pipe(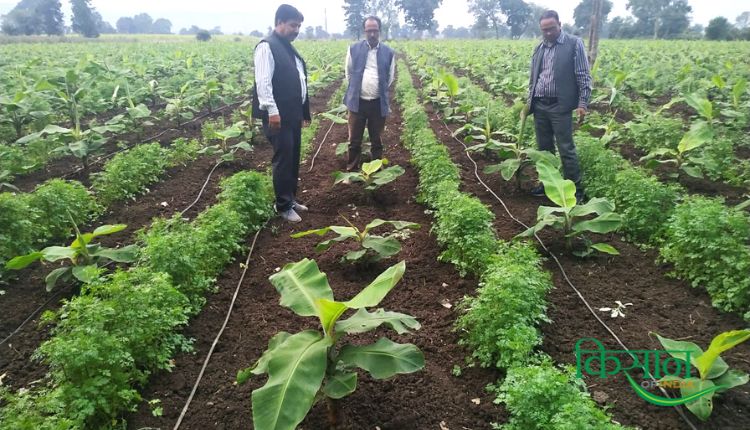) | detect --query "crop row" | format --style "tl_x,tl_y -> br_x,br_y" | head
0,170 -> 274,429
395,59 -> 627,429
